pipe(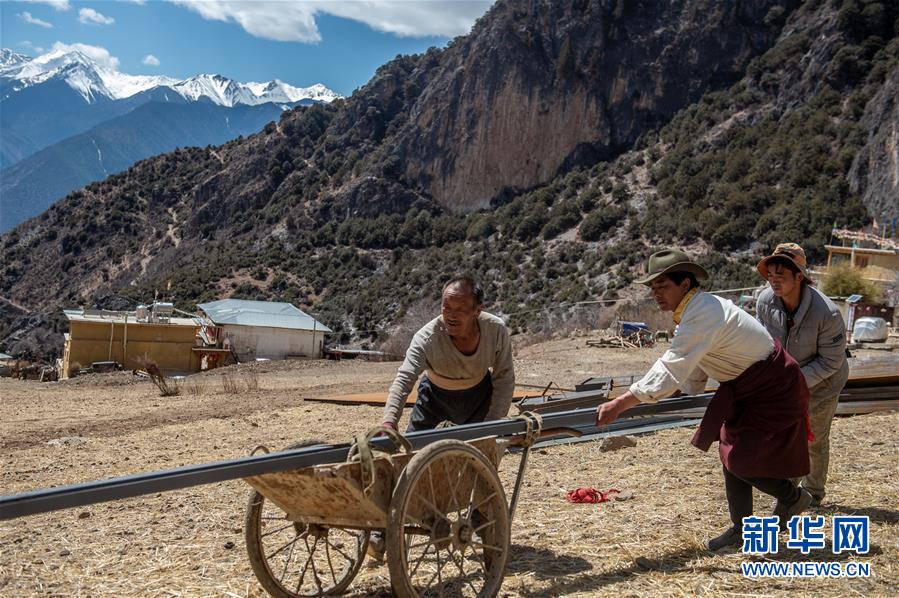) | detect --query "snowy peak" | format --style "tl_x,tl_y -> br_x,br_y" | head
170,75 -> 342,107
245,80 -> 343,104
1,48 -> 177,102
170,74 -> 259,107
0,49 -> 31,69
0,47 -> 341,106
